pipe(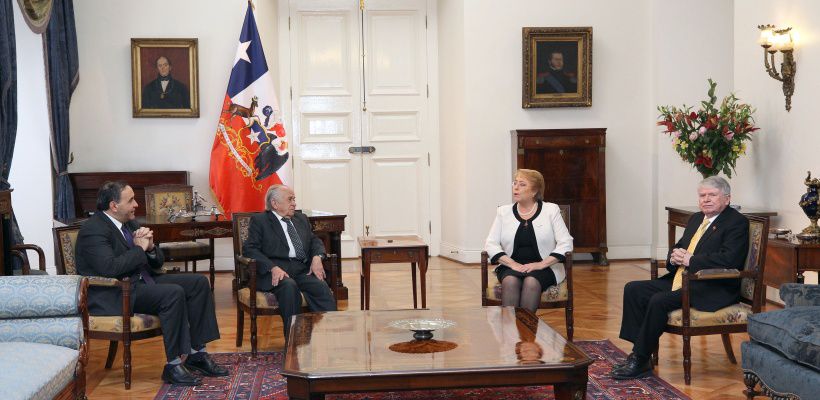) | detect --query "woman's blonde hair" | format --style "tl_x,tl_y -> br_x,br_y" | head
515,169 -> 545,202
